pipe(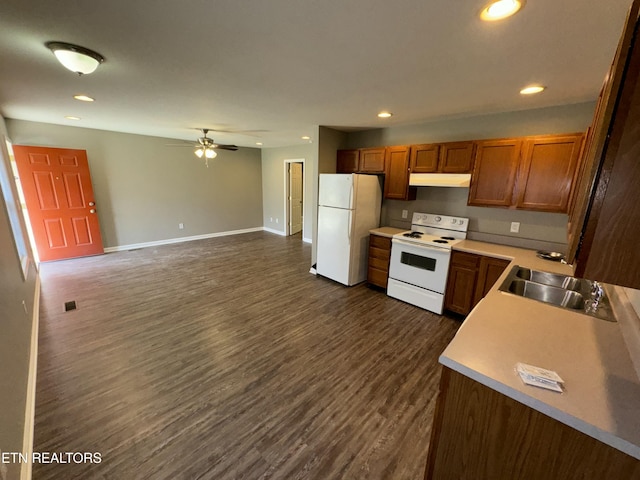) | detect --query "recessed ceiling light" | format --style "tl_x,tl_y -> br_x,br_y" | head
64,116 -> 81,120
377,112 -> 393,118
520,84 -> 546,95
301,136 -> 311,140
73,94 -> 94,102
256,142 -> 263,146
480,0 -> 524,21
